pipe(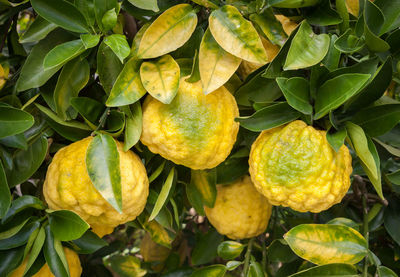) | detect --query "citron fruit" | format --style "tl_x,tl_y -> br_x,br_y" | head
140,233 -> 171,272
249,120 -> 352,213
141,78 -> 239,170
10,247 -> 82,277
43,137 -> 149,237
204,175 -> 272,239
